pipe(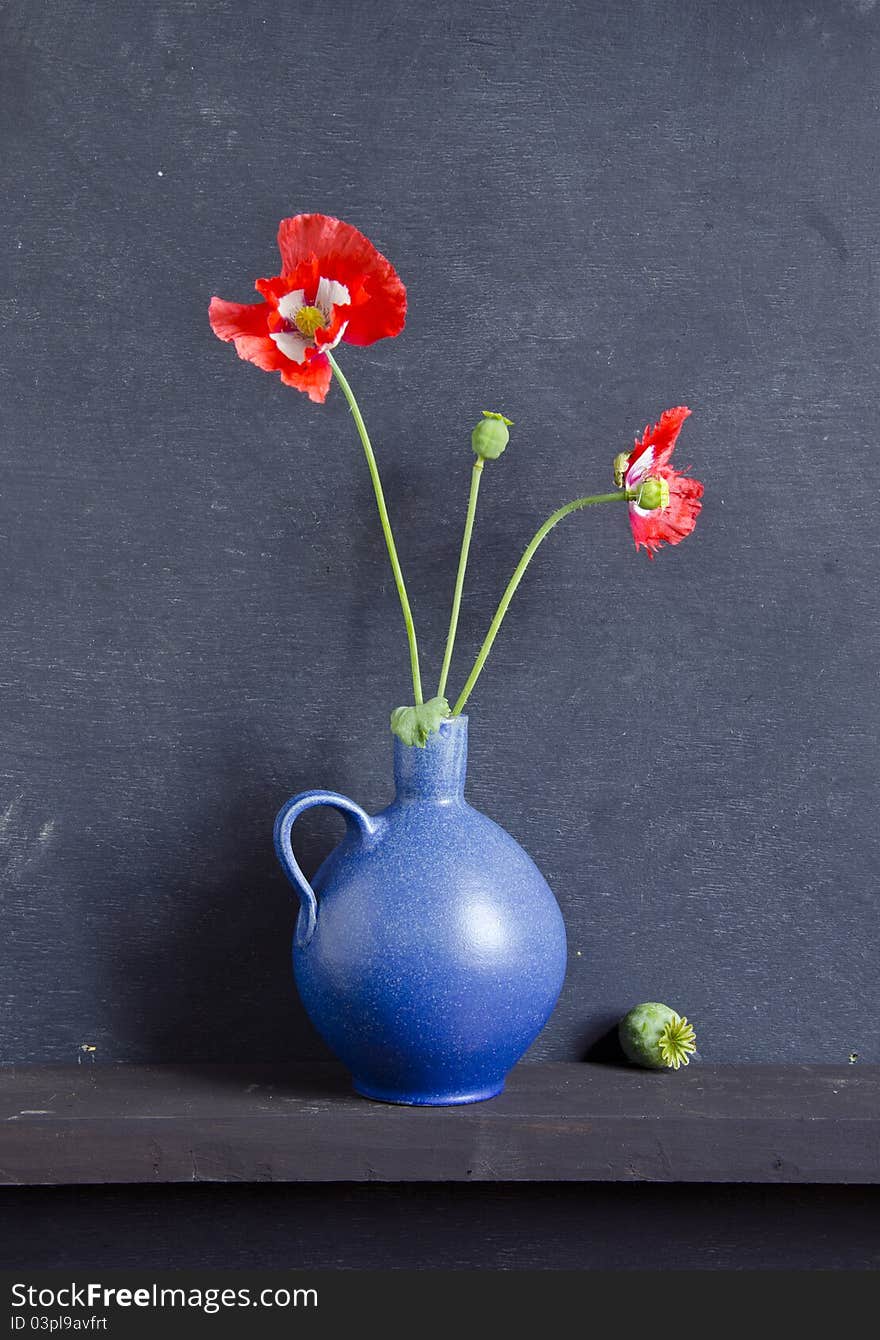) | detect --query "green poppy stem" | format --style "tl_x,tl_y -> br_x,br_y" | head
437,458 -> 484,700
451,489 -> 634,717
328,352 -> 423,706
